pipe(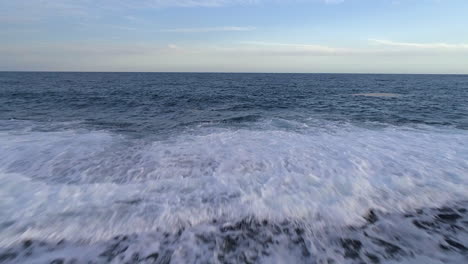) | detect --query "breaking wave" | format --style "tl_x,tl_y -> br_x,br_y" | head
0,120 -> 467,263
